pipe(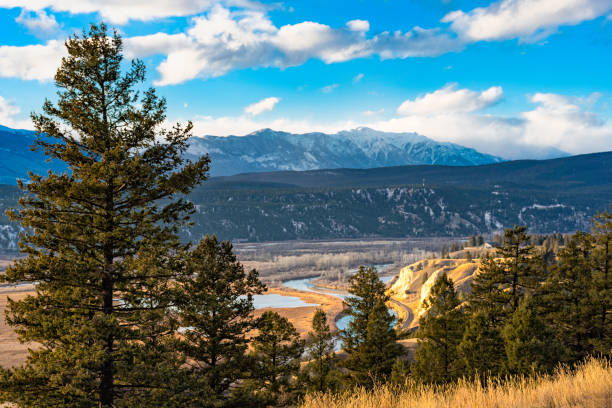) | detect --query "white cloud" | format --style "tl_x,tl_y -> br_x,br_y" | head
347,19 -> 370,32
381,90 -> 612,158
321,84 -> 339,93
127,5 -> 461,85
353,73 -> 364,83
15,9 -> 60,38
0,0 -> 262,24
0,96 -> 32,129
443,0 -> 612,42
244,97 -> 280,116
397,83 -> 503,115
0,40 -> 66,81
189,114 -> 359,137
